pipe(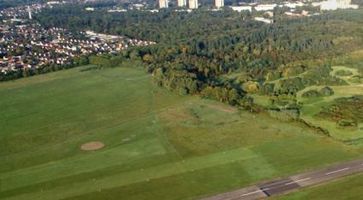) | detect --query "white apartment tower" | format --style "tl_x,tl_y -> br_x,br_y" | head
27,6 -> 32,20
178,0 -> 187,7
215,0 -> 224,8
159,0 -> 168,8
189,0 -> 198,9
